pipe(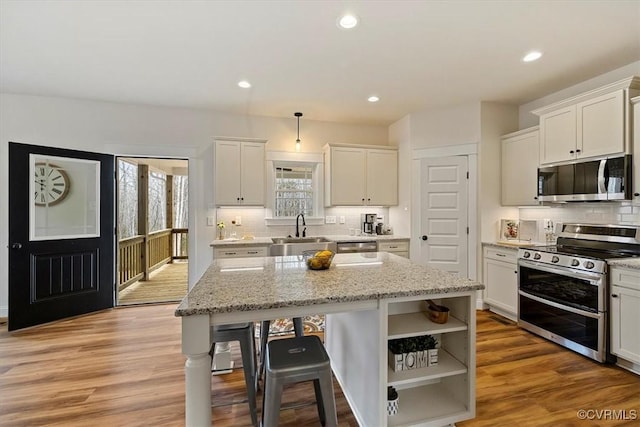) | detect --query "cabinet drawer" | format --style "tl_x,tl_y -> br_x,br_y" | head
484,247 -> 517,263
378,240 -> 409,252
611,268 -> 640,292
214,247 -> 268,259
